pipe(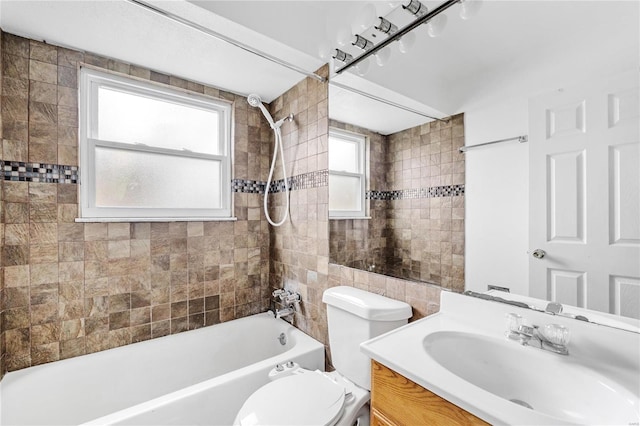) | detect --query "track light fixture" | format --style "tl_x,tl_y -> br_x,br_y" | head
331,0 -> 483,75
